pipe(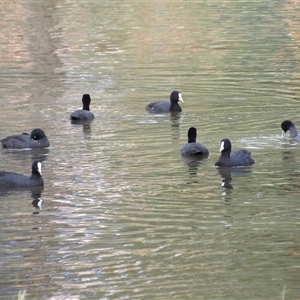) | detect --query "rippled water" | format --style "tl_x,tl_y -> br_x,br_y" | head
0,1 -> 300,299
